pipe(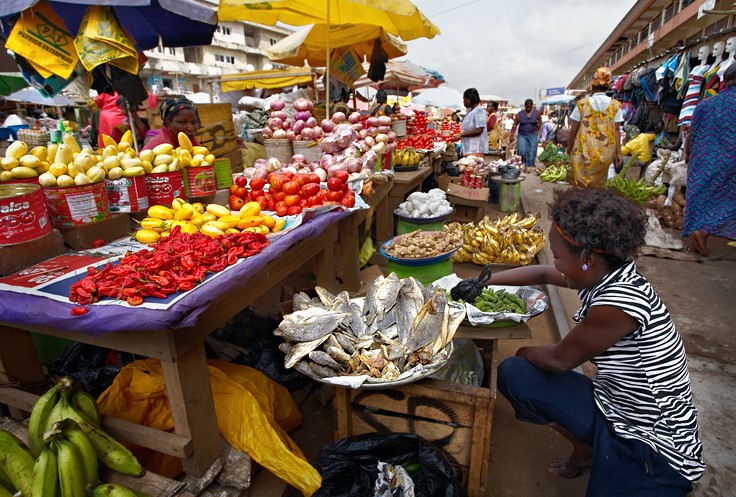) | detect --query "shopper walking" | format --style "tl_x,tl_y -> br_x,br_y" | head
566,67 -> 624,188
489,187 -> 704,497
453,88 -> 488,157
683,64 -> 736,256
510,99 -> 541,172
